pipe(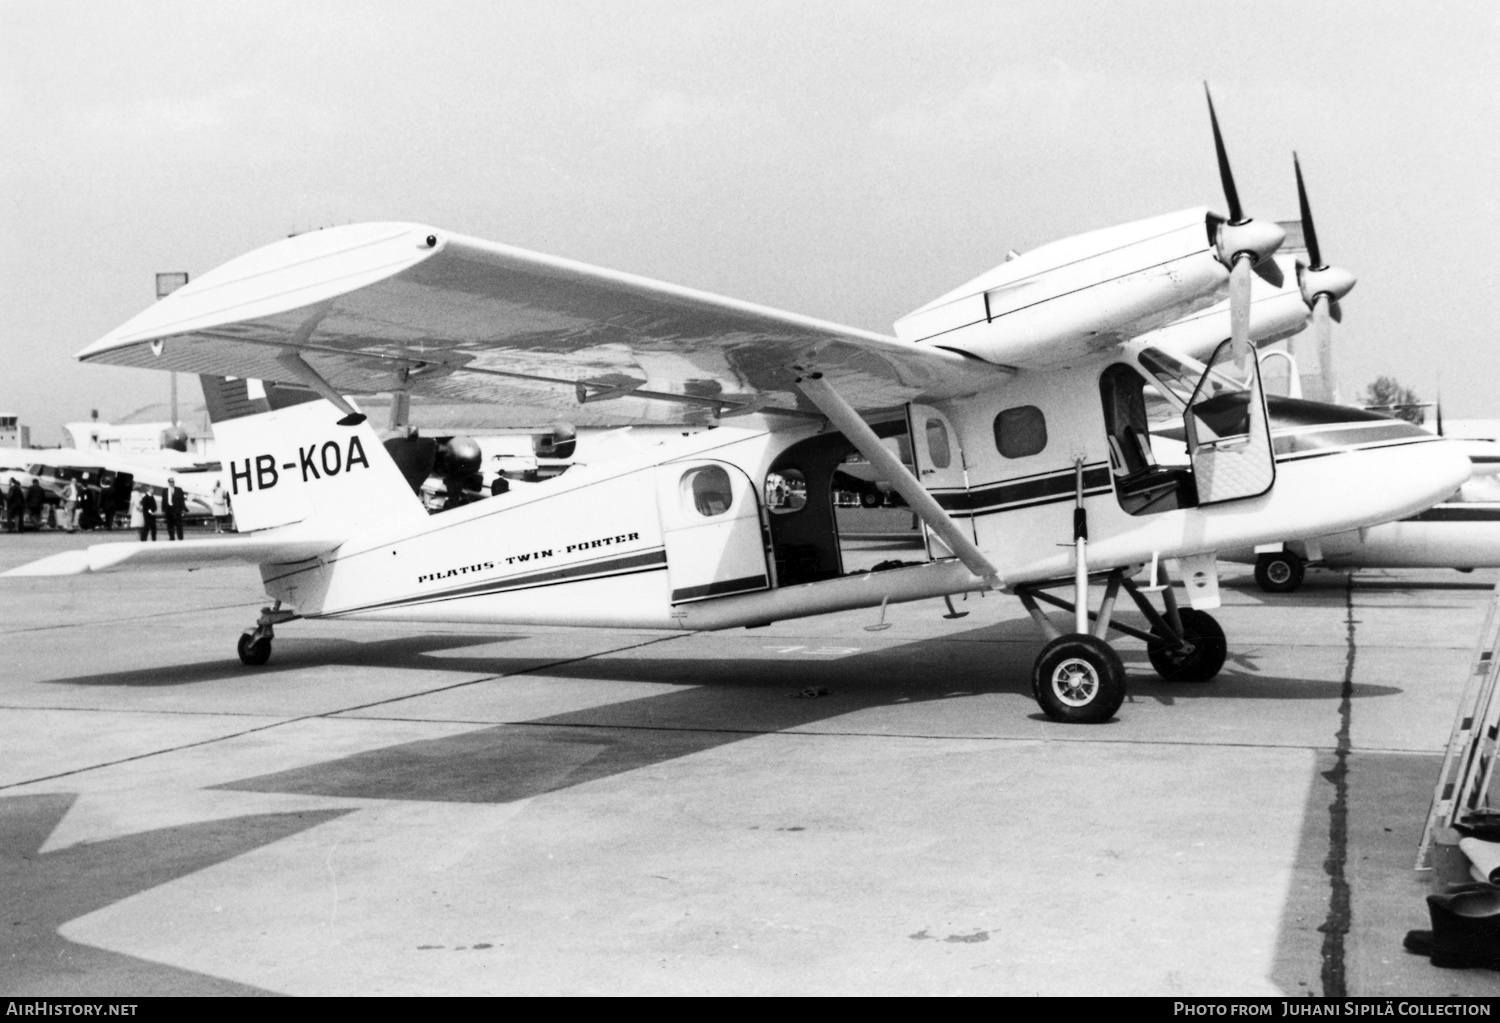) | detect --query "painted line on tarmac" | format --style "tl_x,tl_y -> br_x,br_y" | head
0,632 -> 692,791
1317,574 -> 1357,997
